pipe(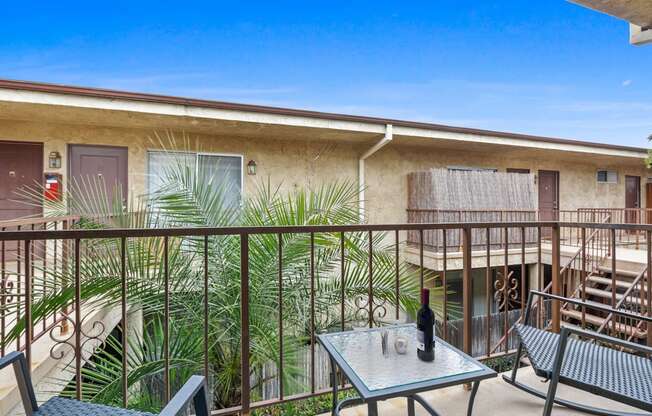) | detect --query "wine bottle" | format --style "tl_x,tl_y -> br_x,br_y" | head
416,288 -> 435,362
